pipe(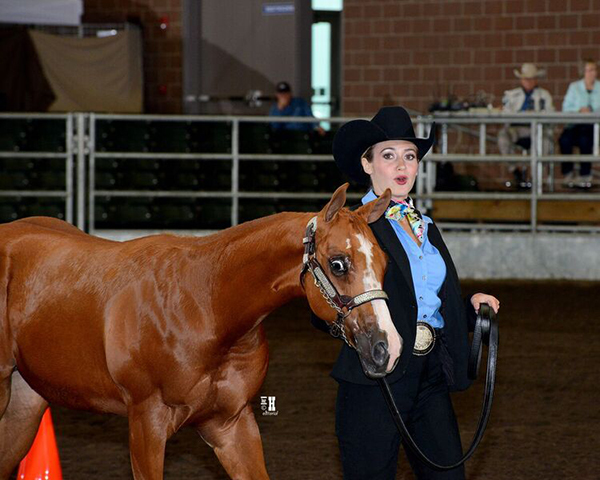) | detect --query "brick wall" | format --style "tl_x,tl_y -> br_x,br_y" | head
84,0 -> 183,113
342,0 -> 600,116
